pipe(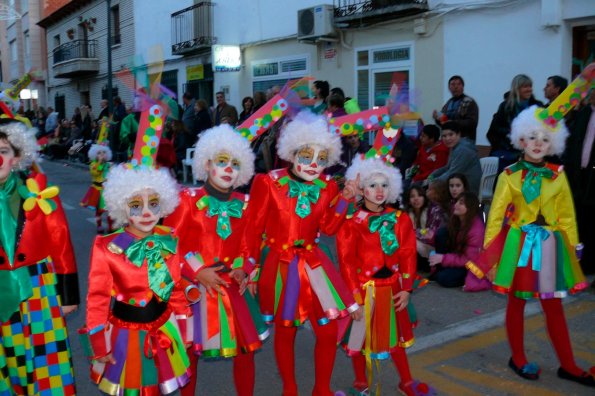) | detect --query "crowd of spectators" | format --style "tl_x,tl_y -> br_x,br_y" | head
9,71 -> 593,284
